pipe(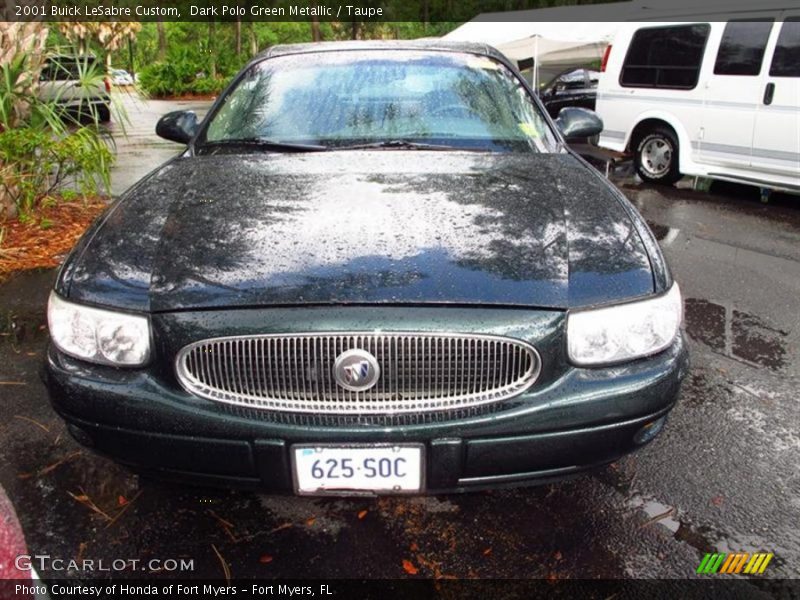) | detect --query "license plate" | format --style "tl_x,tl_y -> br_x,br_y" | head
292,444 -> 423,495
